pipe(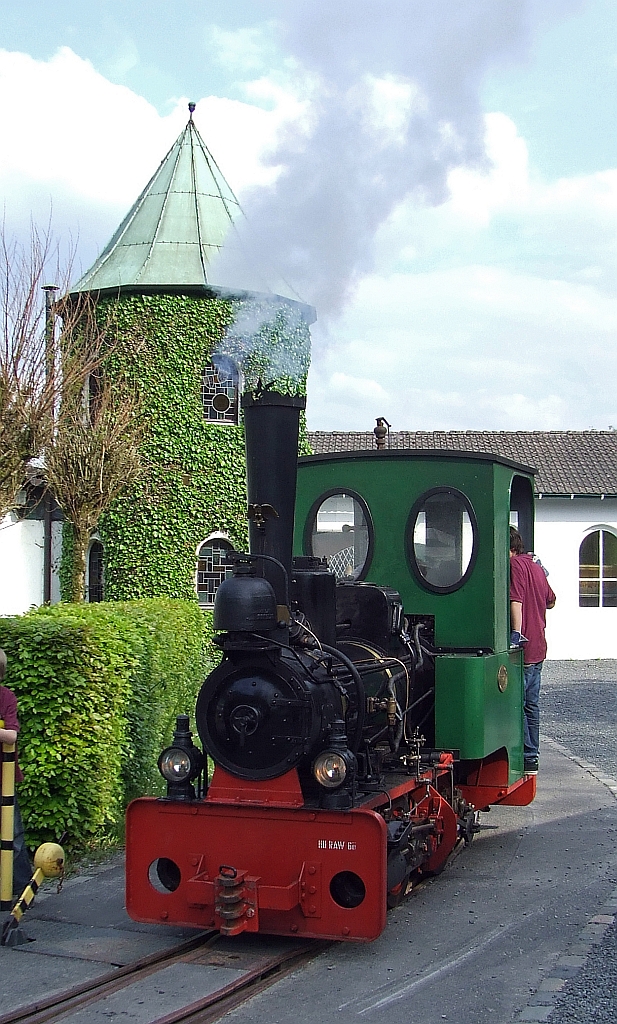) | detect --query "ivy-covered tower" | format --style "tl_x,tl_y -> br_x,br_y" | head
67,104 -> 314,604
